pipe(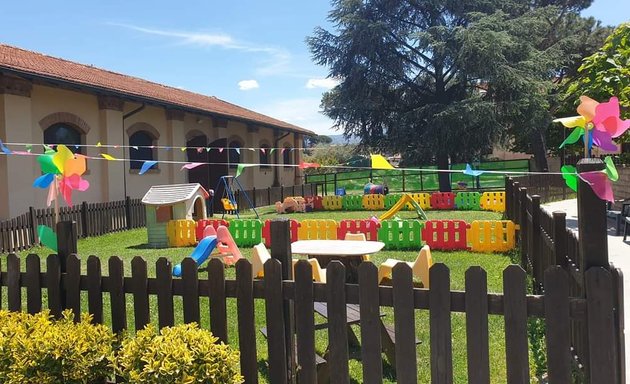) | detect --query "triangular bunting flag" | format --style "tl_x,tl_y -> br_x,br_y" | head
370,154 -> 394,169
139,161 -> 158,175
